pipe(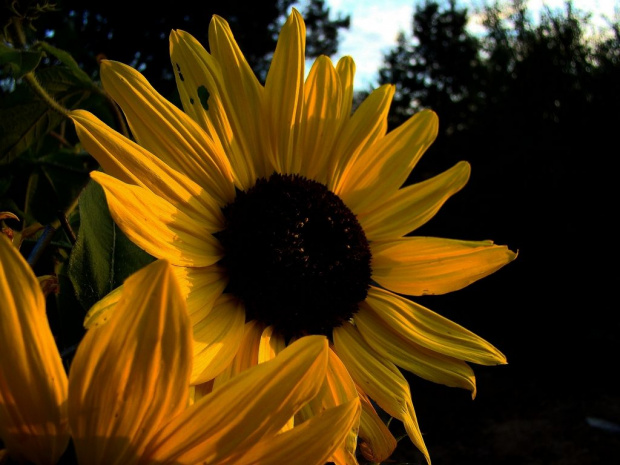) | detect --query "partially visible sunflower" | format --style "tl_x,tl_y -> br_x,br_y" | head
0,235 -> 359,465
70,8 -> 517,463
